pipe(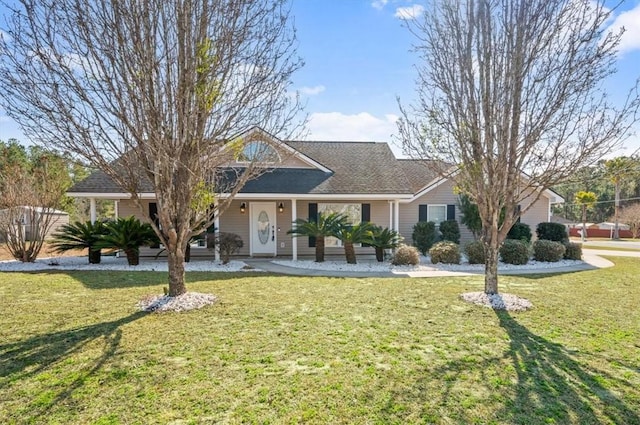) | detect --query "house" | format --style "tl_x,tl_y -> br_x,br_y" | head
67,128 -> 564,259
